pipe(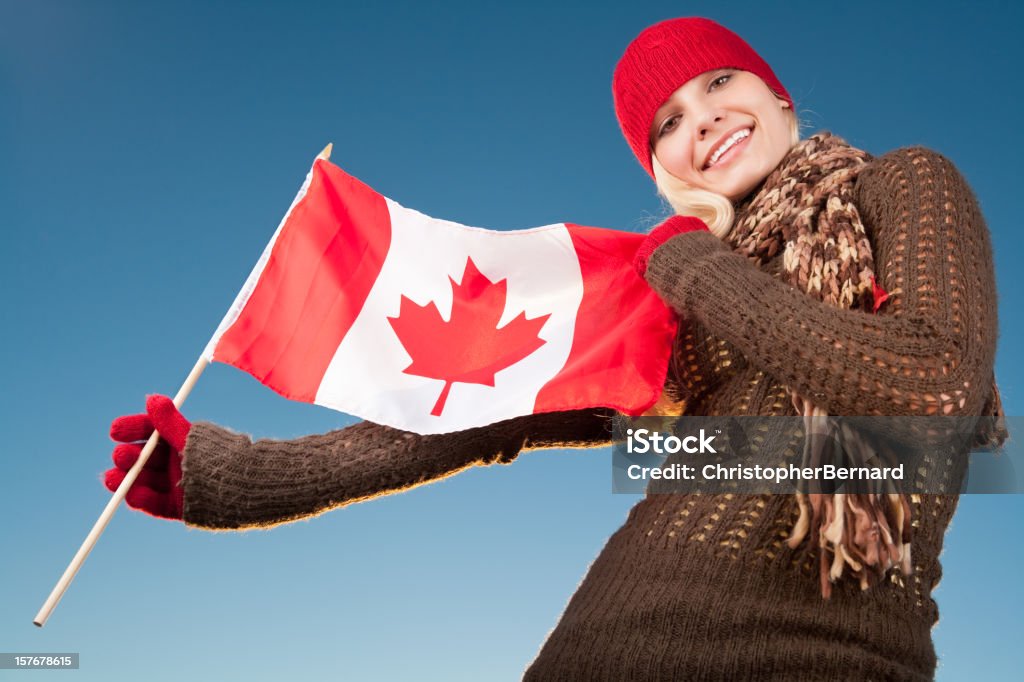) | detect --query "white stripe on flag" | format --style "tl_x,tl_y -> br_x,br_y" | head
313,198 -> 585,434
